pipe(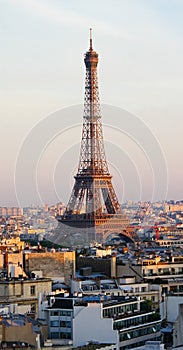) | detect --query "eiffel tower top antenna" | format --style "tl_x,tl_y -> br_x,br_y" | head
90,28 -> 93,51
